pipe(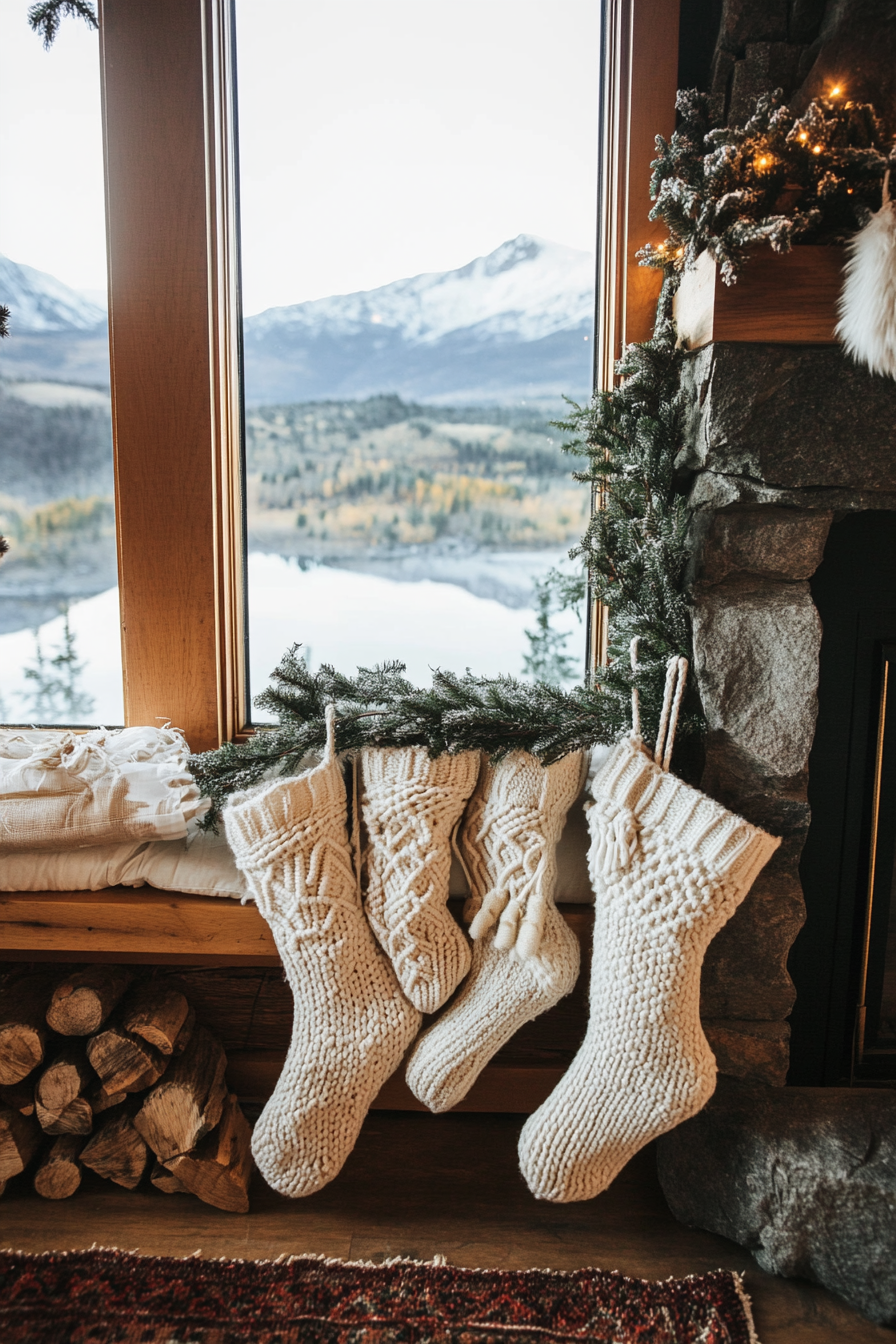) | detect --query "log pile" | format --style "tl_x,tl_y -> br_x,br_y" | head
0,967 -> 252,1212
